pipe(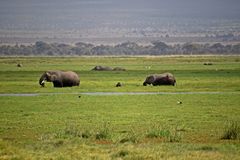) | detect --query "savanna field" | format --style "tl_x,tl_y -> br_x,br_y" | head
0,56 -> 239,159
